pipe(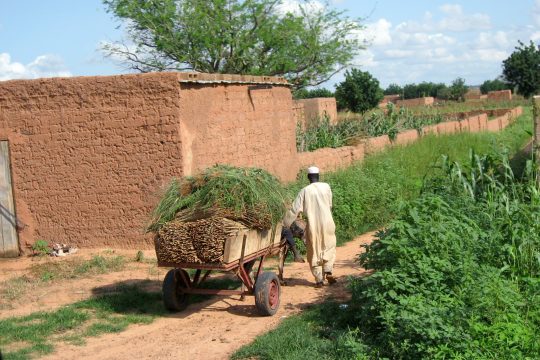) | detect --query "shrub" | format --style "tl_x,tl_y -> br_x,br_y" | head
347,152 -> 540,358
335,69 -> 383,113
31,240 -> 50,256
